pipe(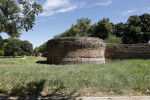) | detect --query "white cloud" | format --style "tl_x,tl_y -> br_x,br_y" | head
80,0 -> 112,8
93,0 -> 112,6
121,8 -> 137,16
40,0 -> 113,16
43,0 -> 69,9
36,17 -> 58,23
56,6 -> 77,13
40,0 -> 77,16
